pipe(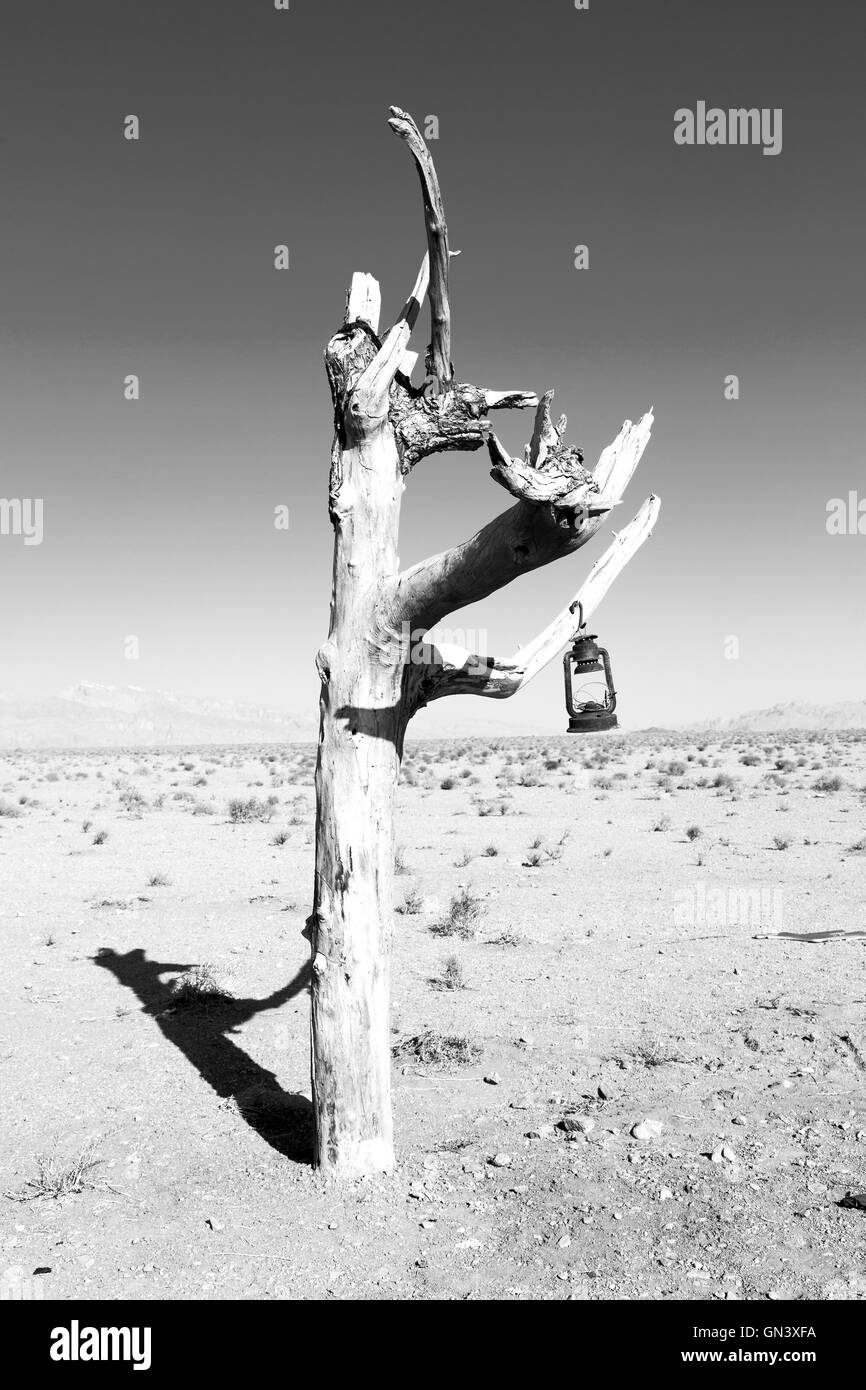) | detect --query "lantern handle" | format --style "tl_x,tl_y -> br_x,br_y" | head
569,599 -> 586,634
